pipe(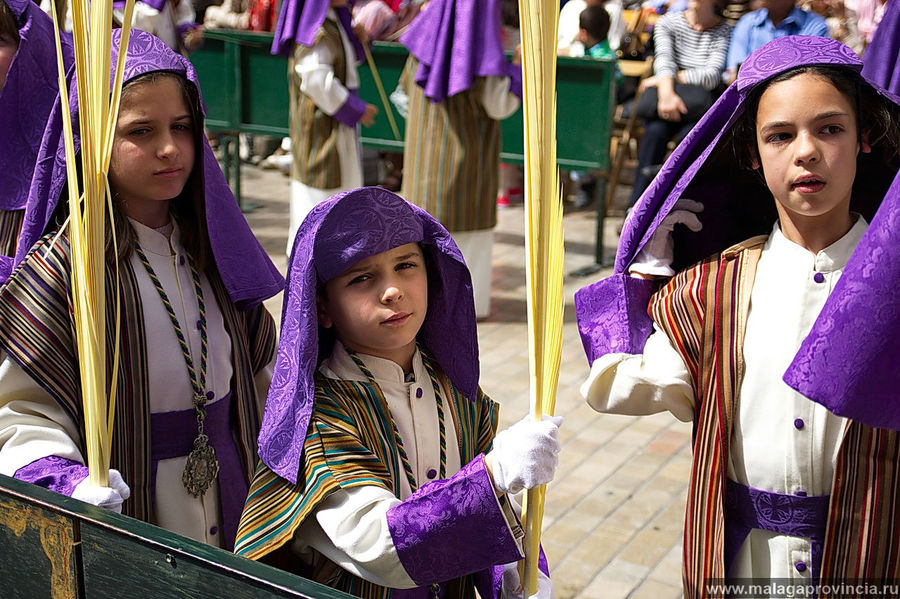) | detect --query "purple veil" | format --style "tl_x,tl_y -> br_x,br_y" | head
575,36 -> 900,429
861,0 -> 899,96
270,0 -> 363,60
258,187 -> 479,483
399,0 -> 520,102
0,0 -> 73,213
11,28 -> 283,307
